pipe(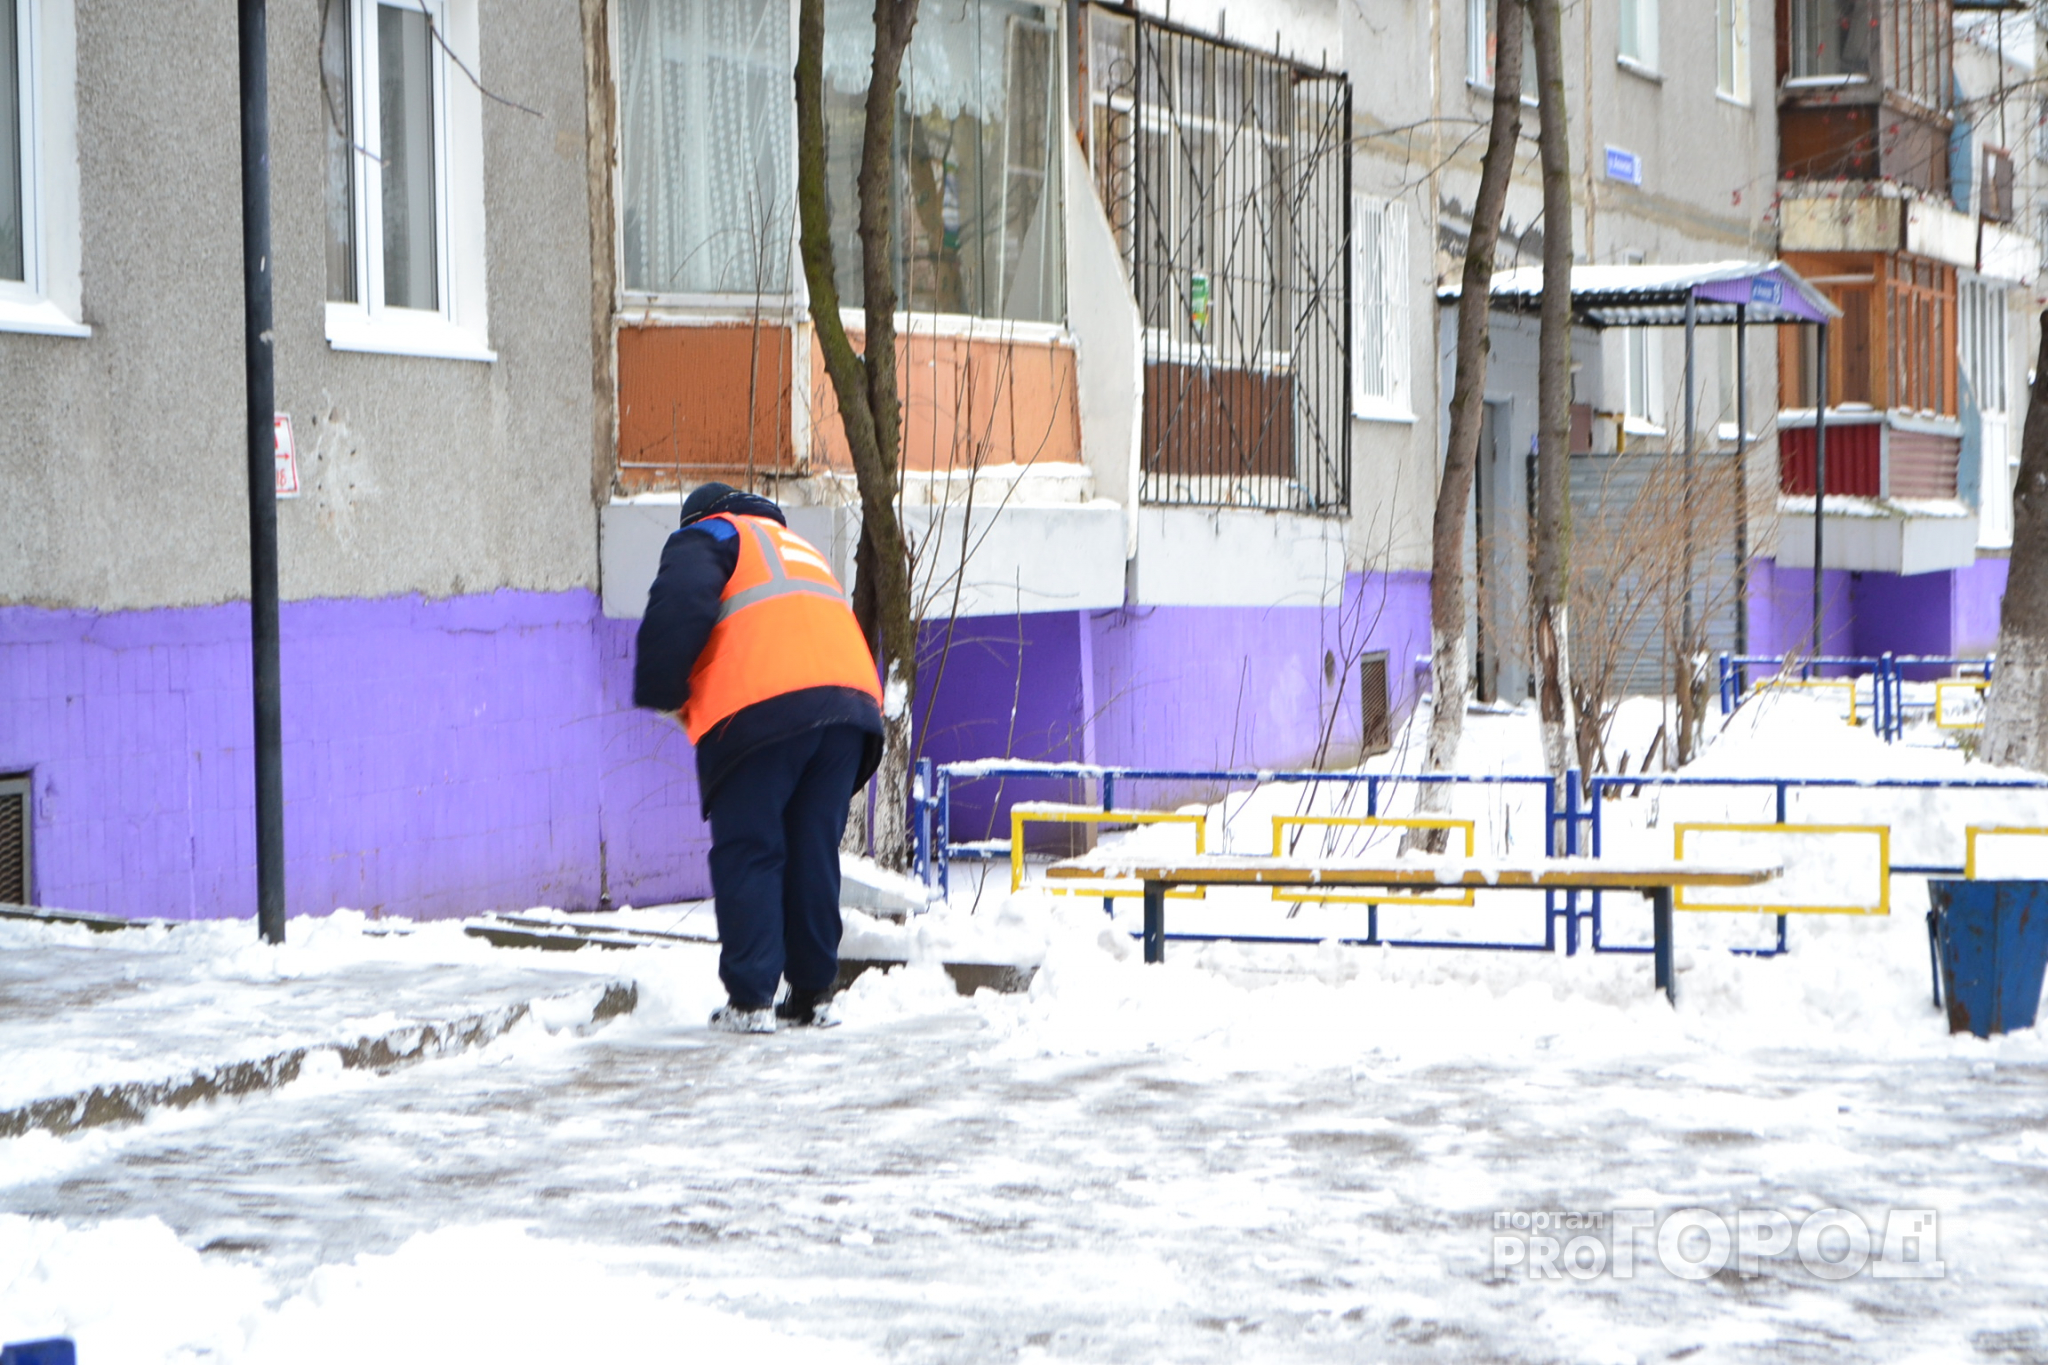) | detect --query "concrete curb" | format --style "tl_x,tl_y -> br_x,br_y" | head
0,980 -> 638,1140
